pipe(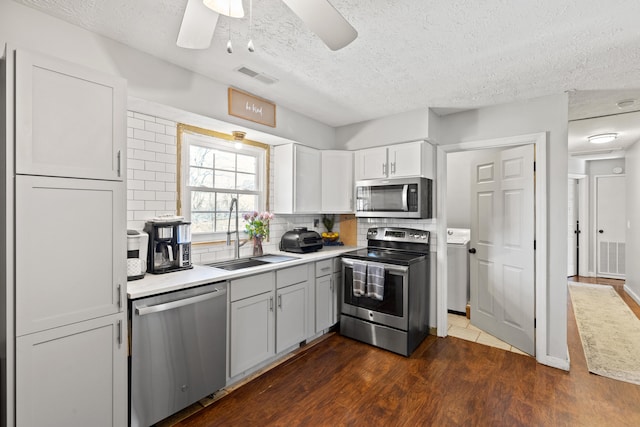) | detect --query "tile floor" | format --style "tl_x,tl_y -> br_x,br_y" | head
447,313 -> 529,356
